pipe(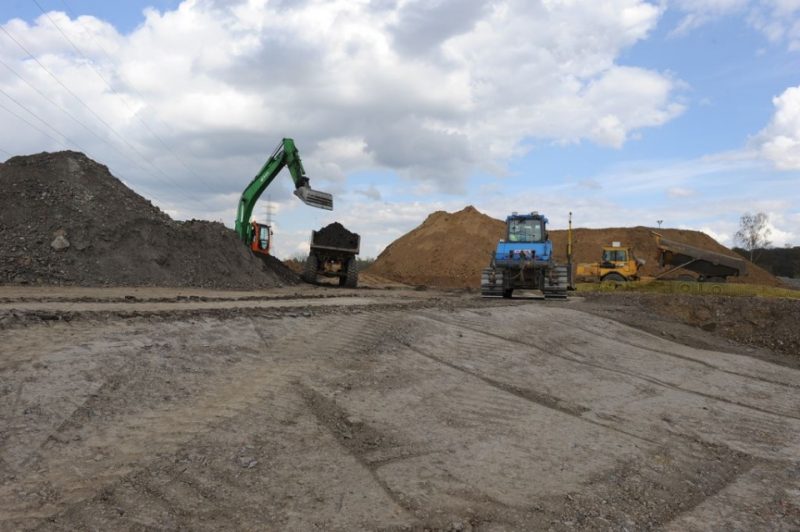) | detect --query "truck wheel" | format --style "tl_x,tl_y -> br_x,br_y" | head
502,288 -> 513,298
342,258 -> 359,288
302,253 -> 318,283
602,273 -> 626,283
